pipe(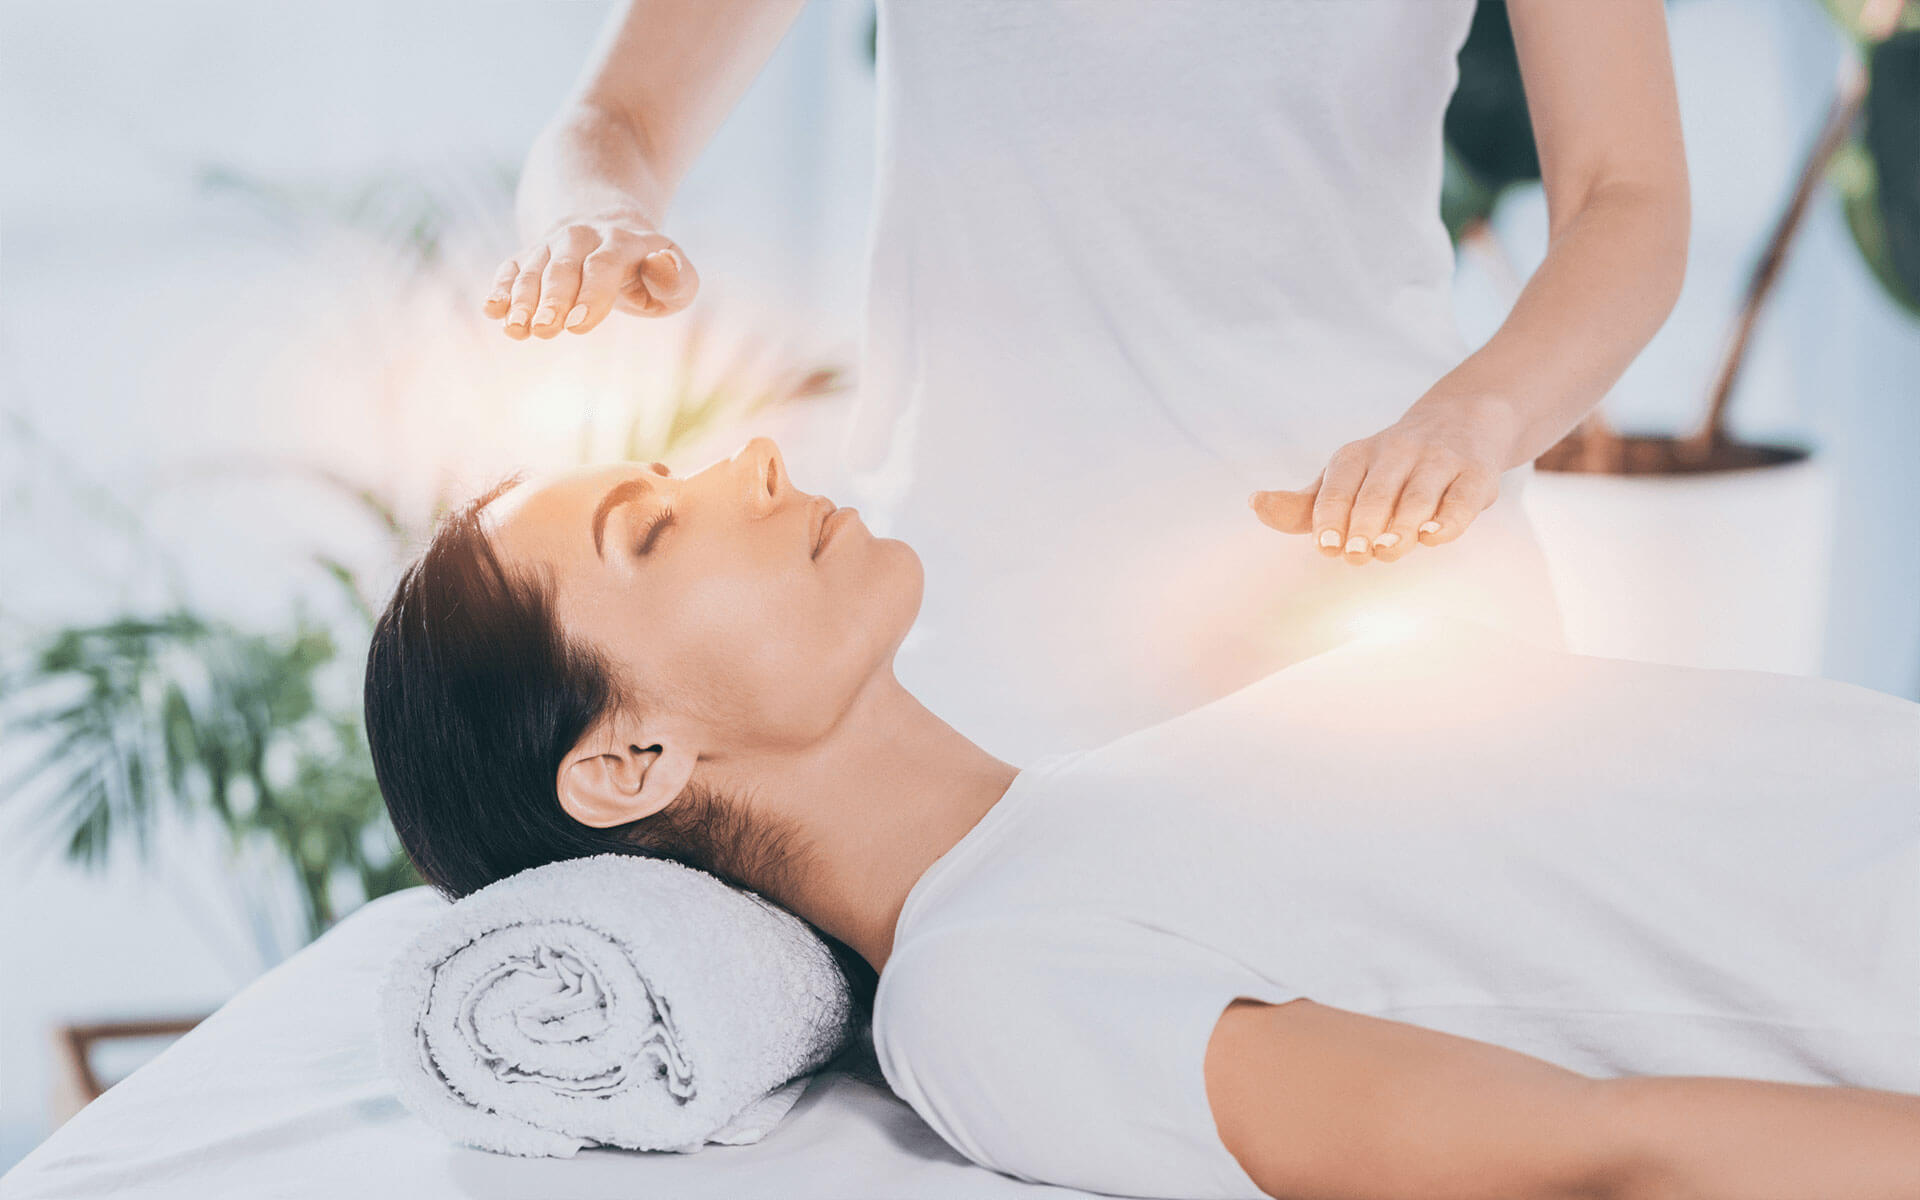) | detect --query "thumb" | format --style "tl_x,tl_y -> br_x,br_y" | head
1247,484 -> 1317,534
639,247 -> 699,311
